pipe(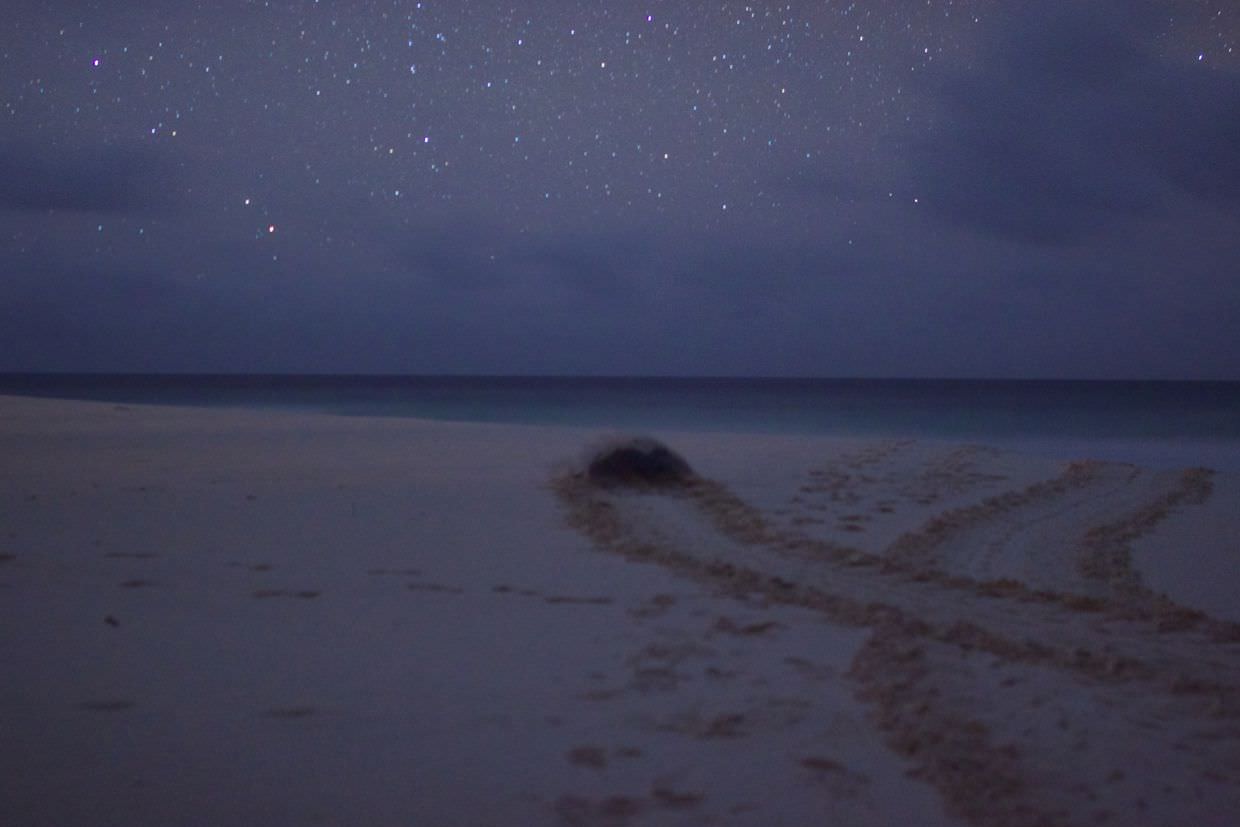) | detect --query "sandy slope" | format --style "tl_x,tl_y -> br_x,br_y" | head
0,396 -> 952,827
1,395 -> 1237,826
555,439 -> 1240,826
